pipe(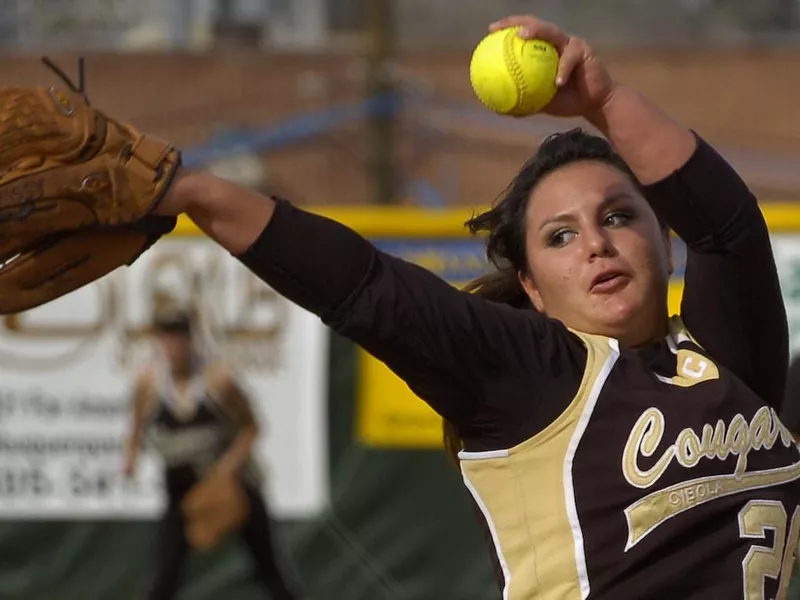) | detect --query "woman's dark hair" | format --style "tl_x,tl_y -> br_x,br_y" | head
442,128 -> 641,464
152,306 -> 196,335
